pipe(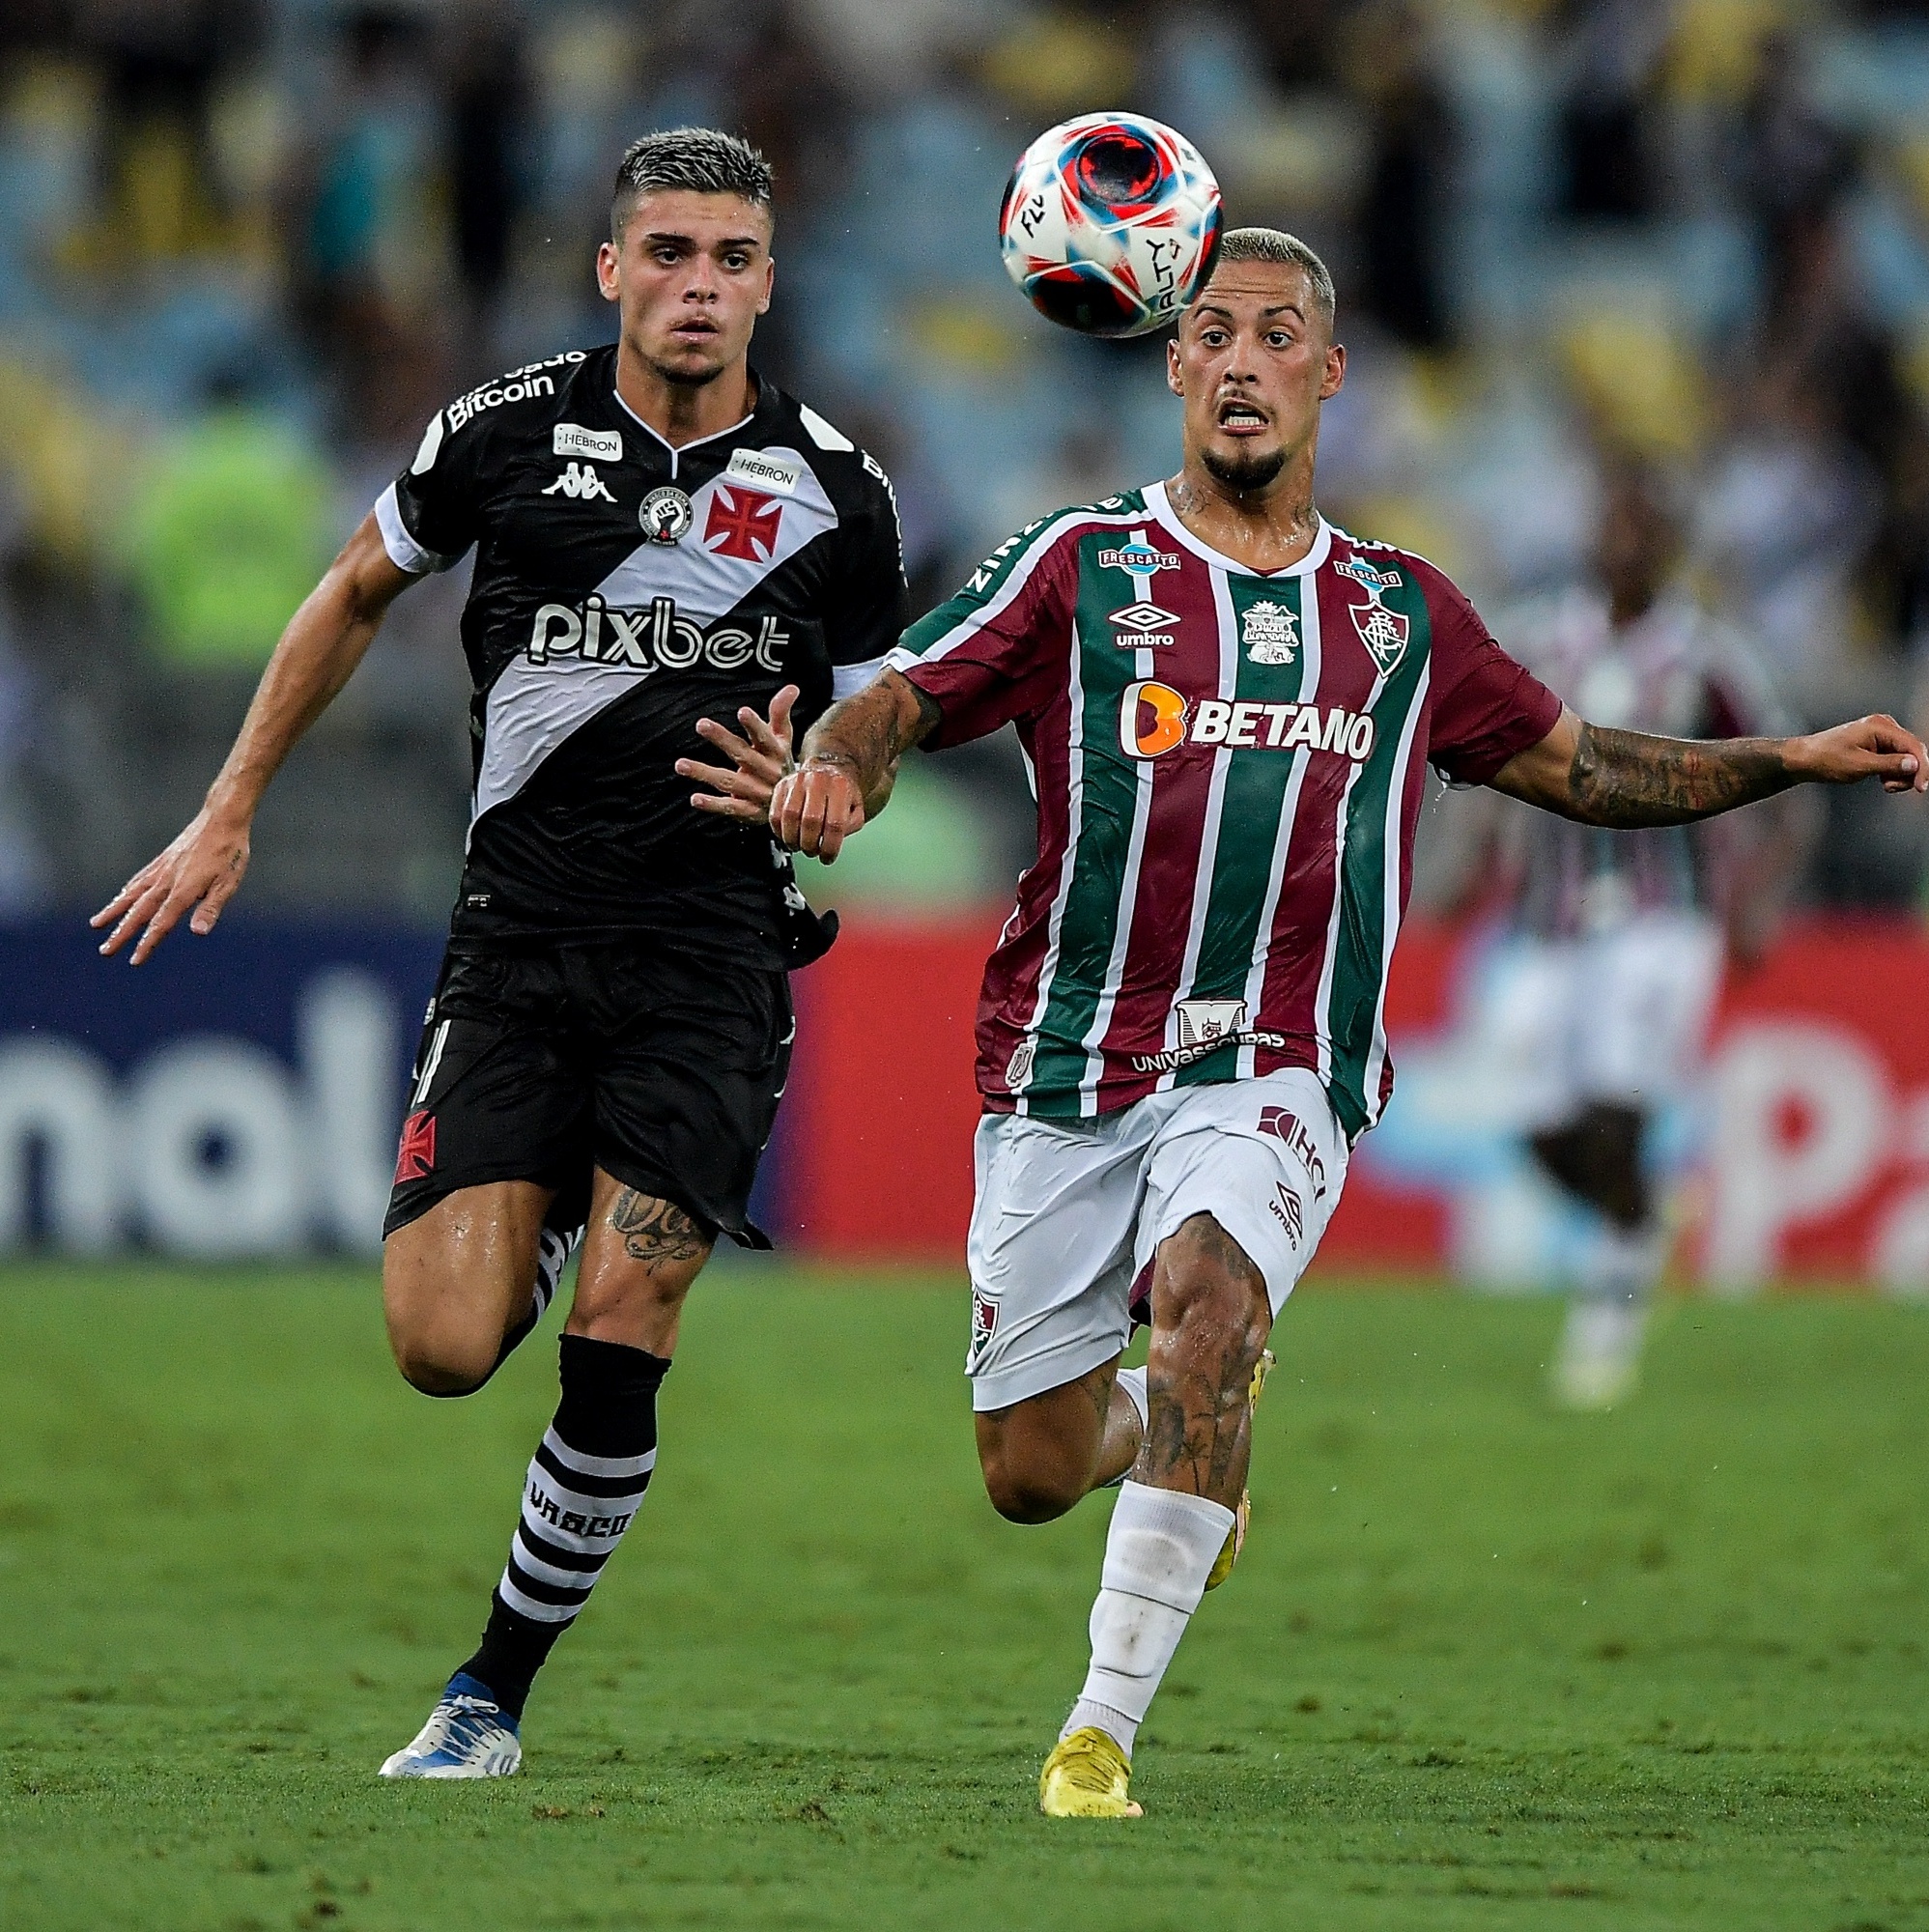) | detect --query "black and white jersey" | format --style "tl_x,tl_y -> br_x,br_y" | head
374,344 -> 906,962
